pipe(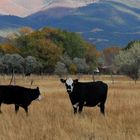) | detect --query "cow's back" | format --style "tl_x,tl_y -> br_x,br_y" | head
73,81 -> 108,106
0,85 -> 28,104
74,81 -> 107,94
